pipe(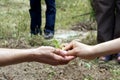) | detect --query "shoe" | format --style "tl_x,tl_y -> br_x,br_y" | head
44,32 -> 54,39
99,55 -> 112,62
